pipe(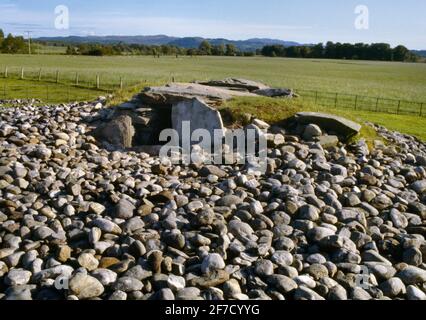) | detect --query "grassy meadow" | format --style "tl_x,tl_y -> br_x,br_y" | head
0,54 -> 425,141
224,96 -> 426,142
1,54 -> 426,101
0,78 -> 107,104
